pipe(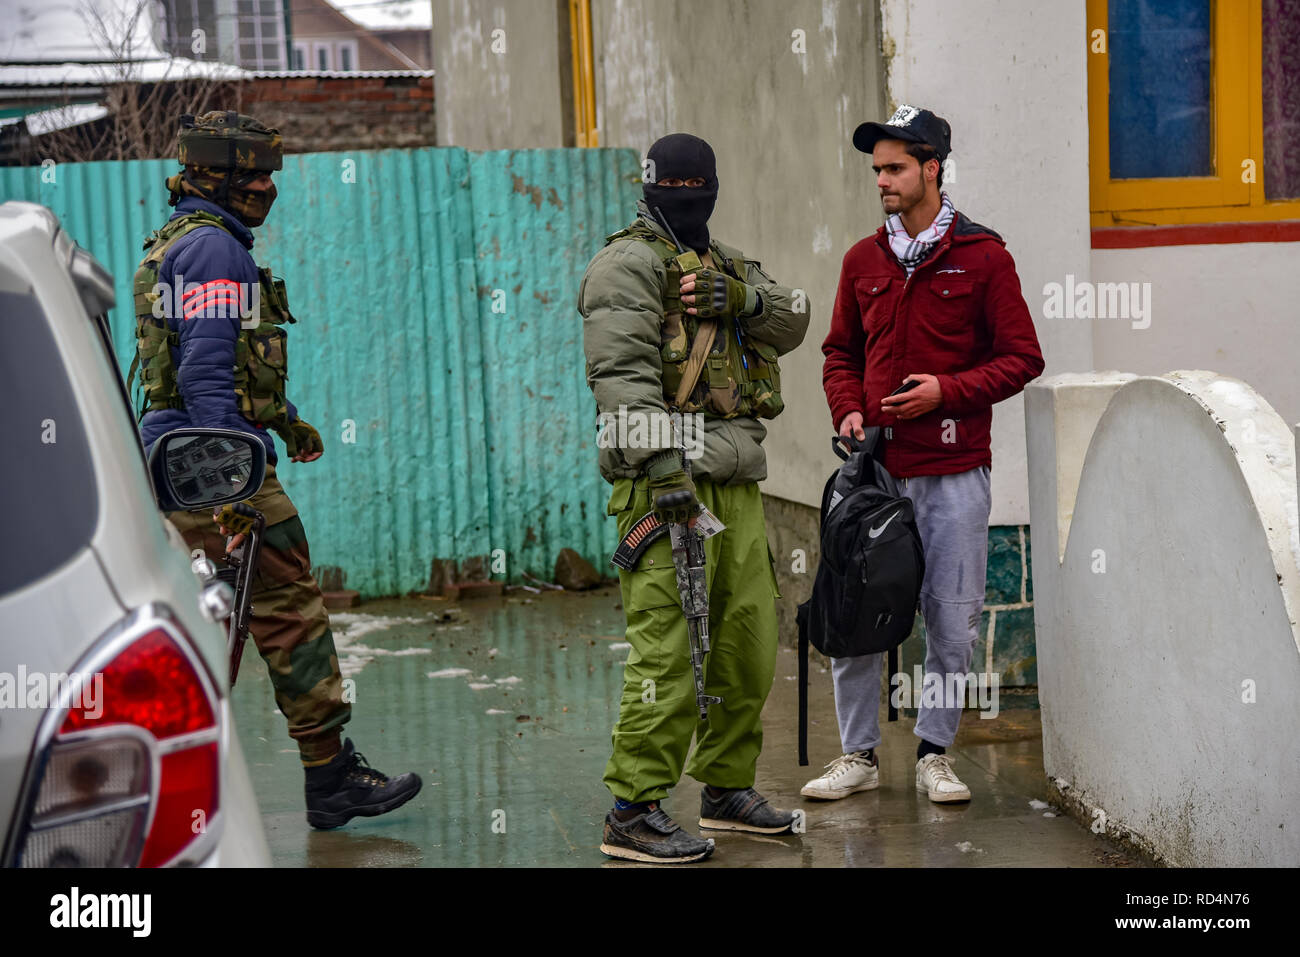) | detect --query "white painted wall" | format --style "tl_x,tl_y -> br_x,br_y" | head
1092,243 -> 1300,428
880,0 -> 1093,524
1027,371 -> 1300,866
